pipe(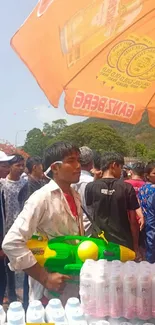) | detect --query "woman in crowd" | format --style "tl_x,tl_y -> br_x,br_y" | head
138,161 -> 155,261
